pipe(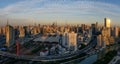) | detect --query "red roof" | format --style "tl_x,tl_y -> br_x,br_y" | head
41,50 -> 48,52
